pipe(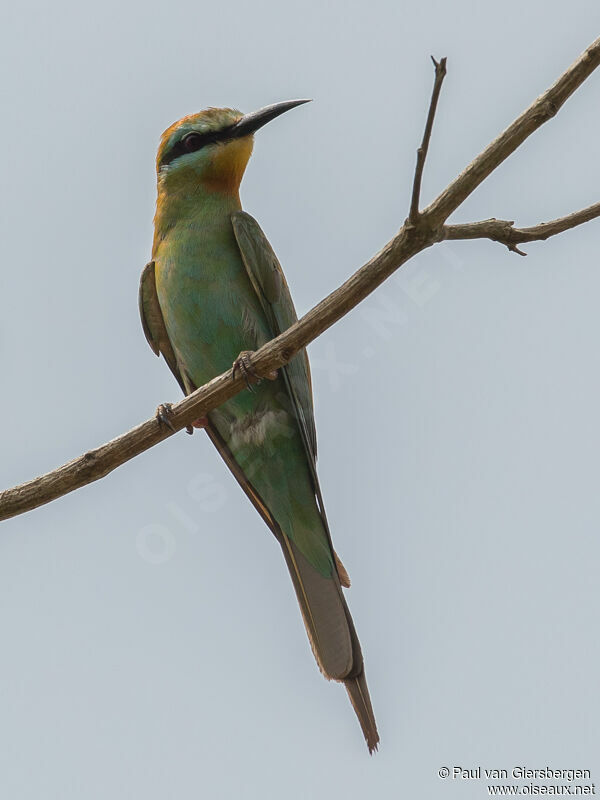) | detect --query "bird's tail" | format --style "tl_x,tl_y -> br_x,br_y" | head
279,533 -> 379,753
203,423 -> 379,751
344,669 -> 379,754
